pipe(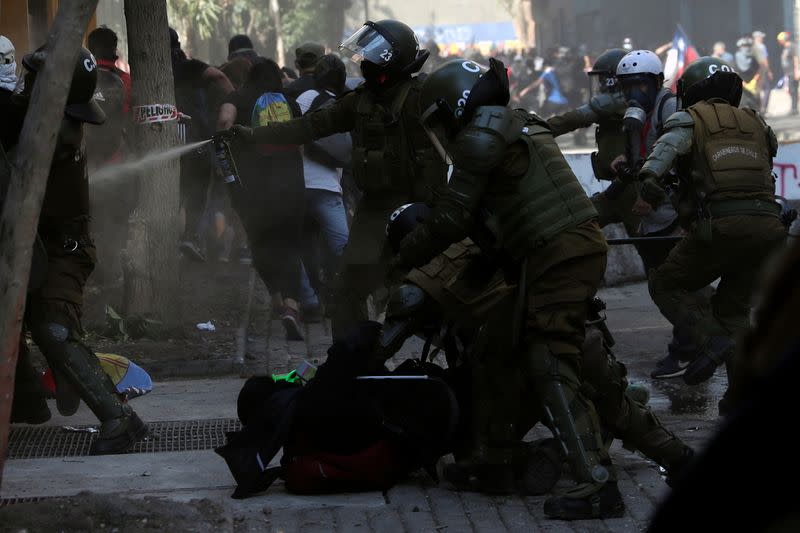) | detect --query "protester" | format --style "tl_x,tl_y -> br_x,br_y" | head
778,31 -> 798,115
169,27 -> 234,262
285,42 -> 325,98
217,58 -> 307,340
752,30 -> 773,113
0,35 -> 24,152
294,54 -> 352,321
227,34 -> 258,64
712,41 -> 734,64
